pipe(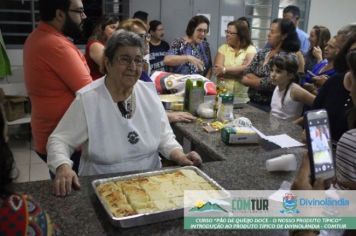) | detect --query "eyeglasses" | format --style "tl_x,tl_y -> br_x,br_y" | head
117,55 -> 144,67
196,28 -> 208,34
225,30 -> 238,35
138,33 -> 151,41
68,8 -> 86,17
